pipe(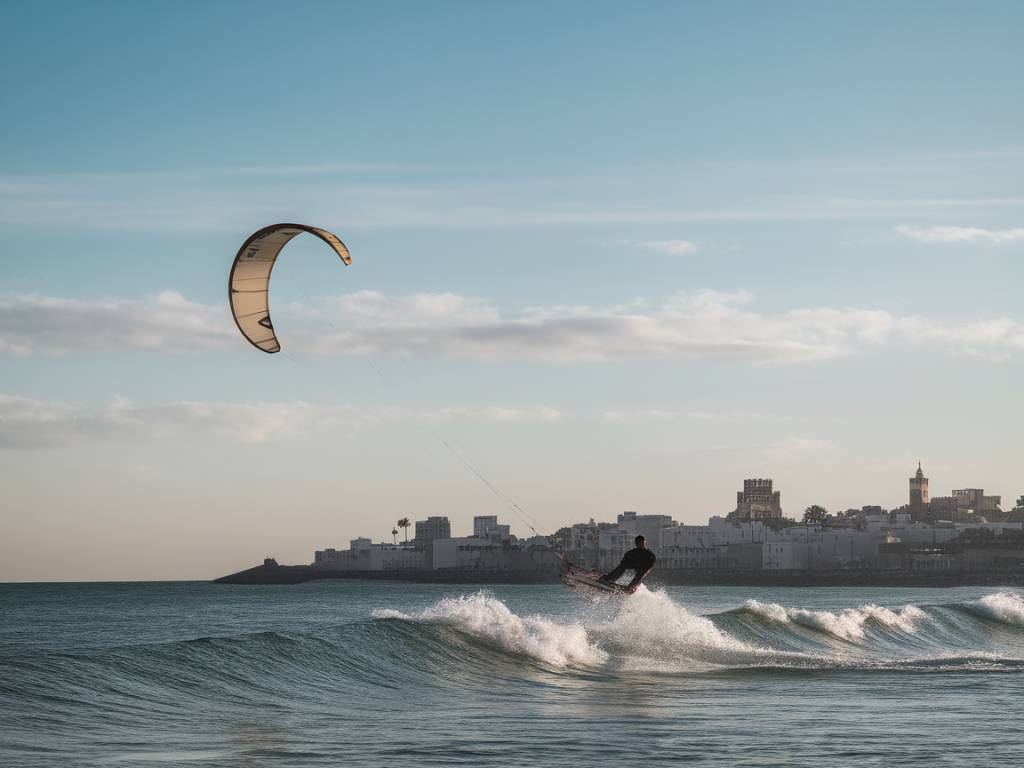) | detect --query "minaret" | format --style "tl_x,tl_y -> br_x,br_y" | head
909,461 -> 929,509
